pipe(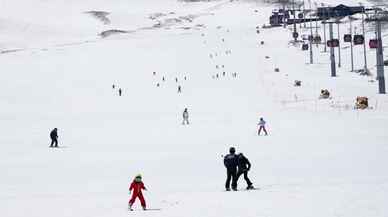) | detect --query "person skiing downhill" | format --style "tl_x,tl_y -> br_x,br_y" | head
257,117 -> 268,136
224,147 -> 238,191
236,153 -> 254,190
182,108 -> 189,125
49,128 -> 58,147
128,174 -> 147,211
